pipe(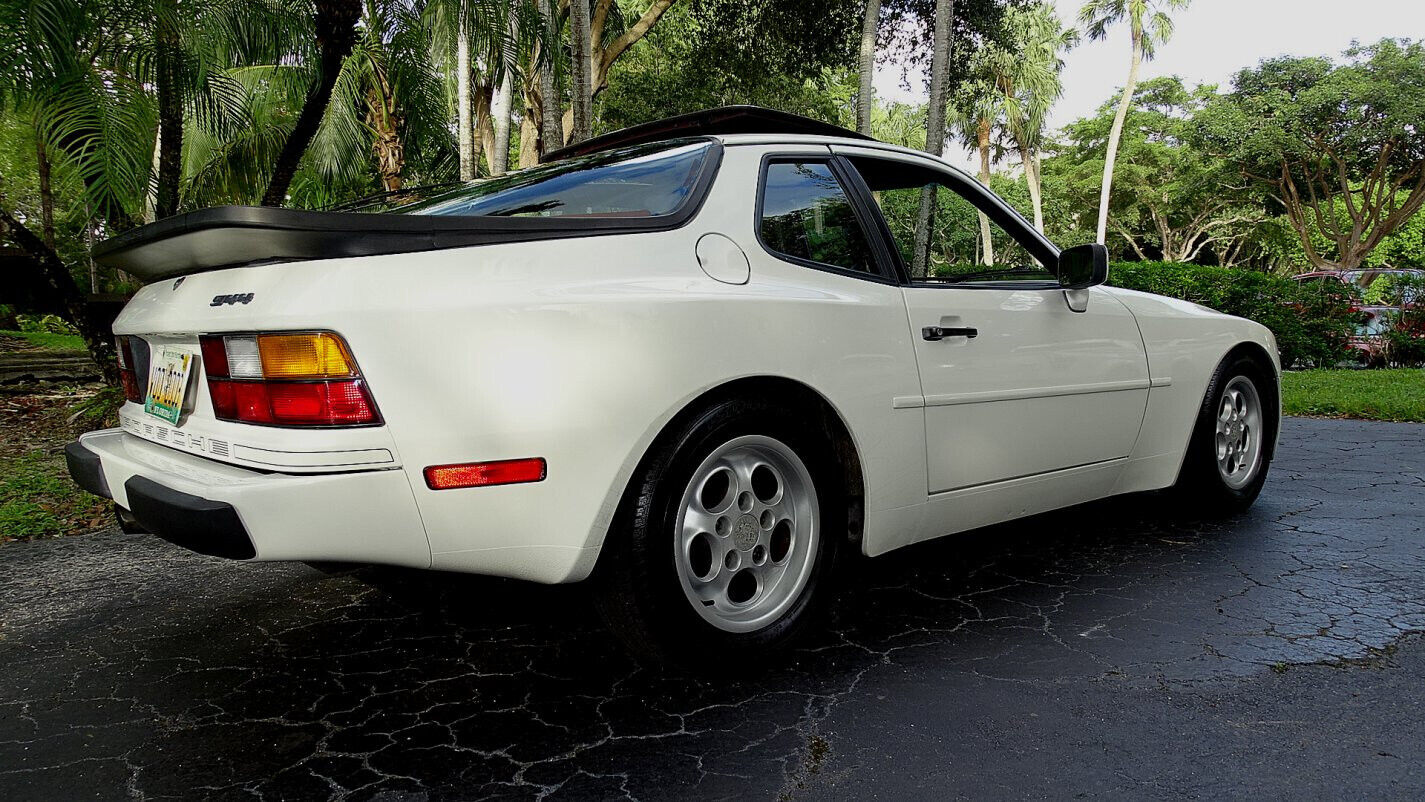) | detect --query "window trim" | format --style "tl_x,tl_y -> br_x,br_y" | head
753,152 -> 900,285
832,149 -> 1063,290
